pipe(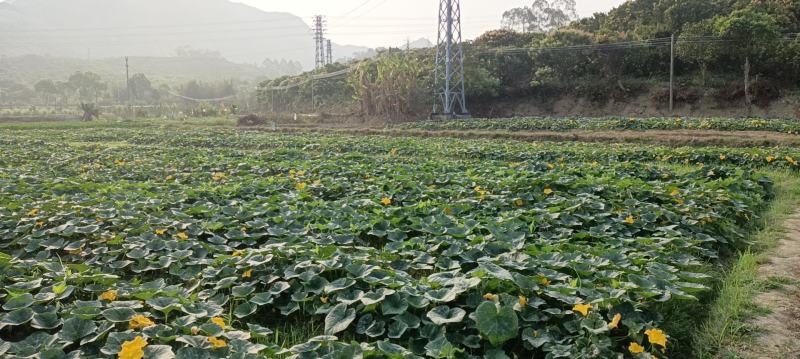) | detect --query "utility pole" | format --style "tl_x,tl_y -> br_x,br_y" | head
326,40 -> 333,65
313,16 -> 327,69
125,56 -> 130,103
669,33 -> 675,113
432,0 -> 468,119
